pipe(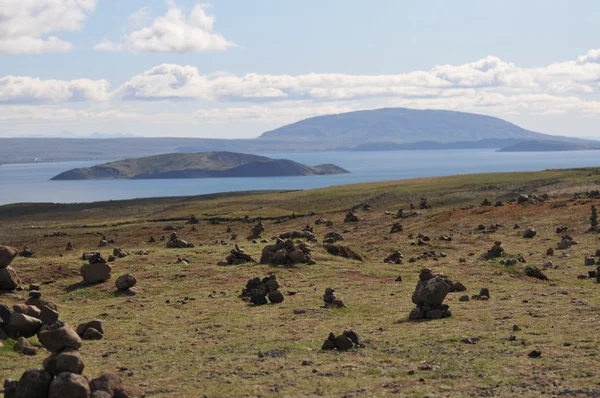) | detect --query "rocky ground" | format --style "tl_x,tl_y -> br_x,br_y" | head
1,168 -> 600,397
